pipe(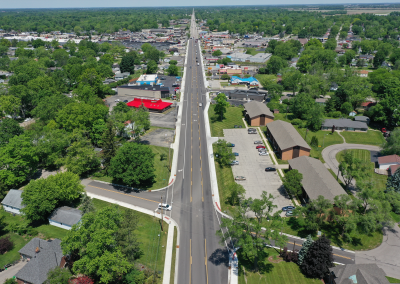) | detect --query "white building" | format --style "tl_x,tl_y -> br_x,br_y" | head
48,206 -> 82,230
378,155 -> 400,170
1,189 -> 24,215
